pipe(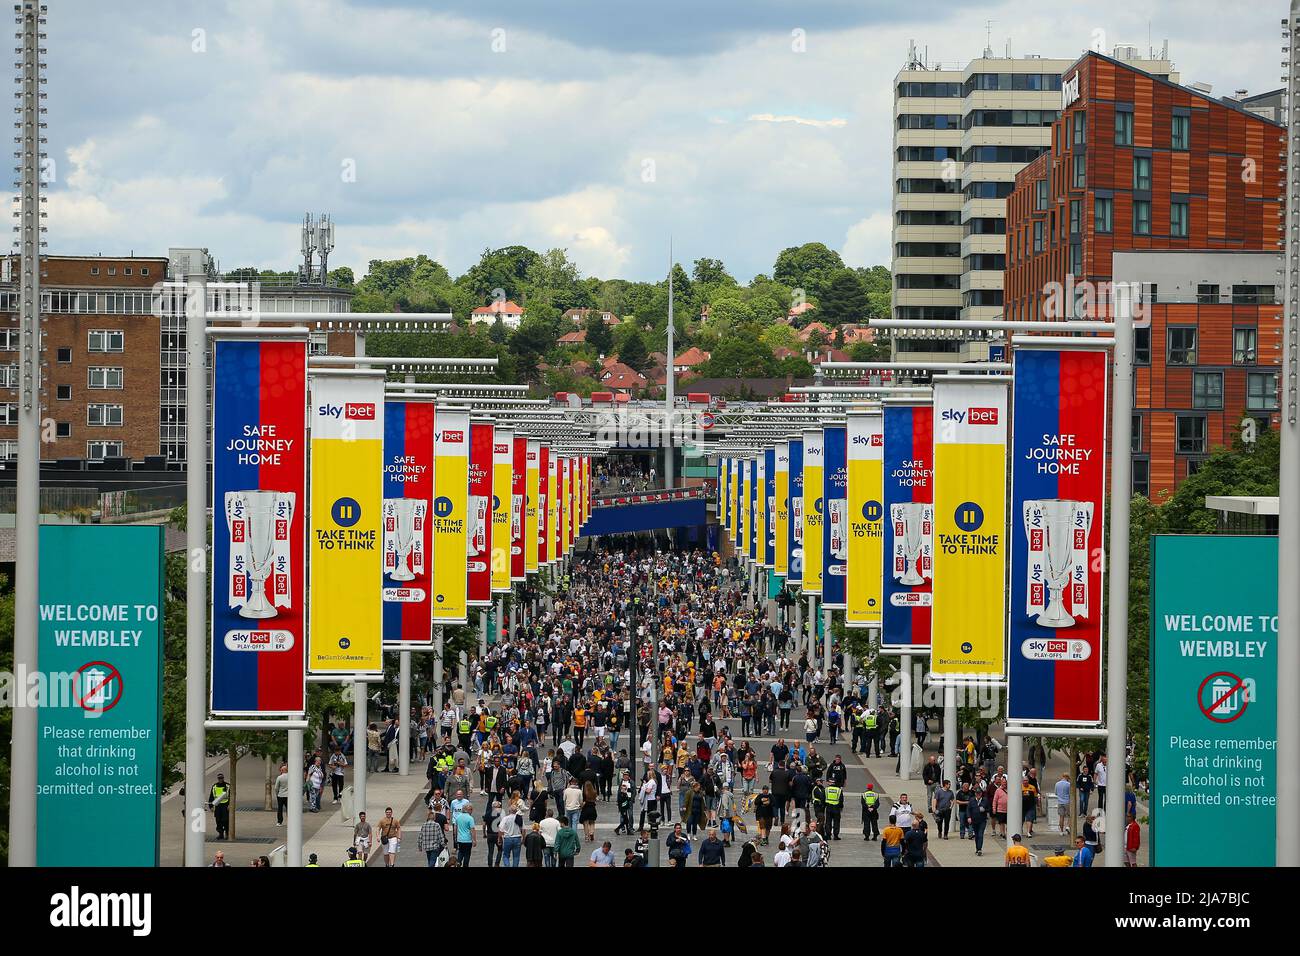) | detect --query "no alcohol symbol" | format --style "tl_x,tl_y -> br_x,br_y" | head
1197,671 -> 1256,724
76,661 -> 123,713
